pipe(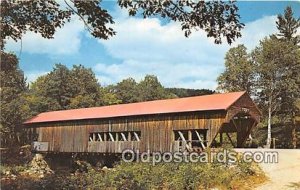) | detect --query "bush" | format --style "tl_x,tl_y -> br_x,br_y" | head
67,160 -> 260,190
1,154 -> 265,190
